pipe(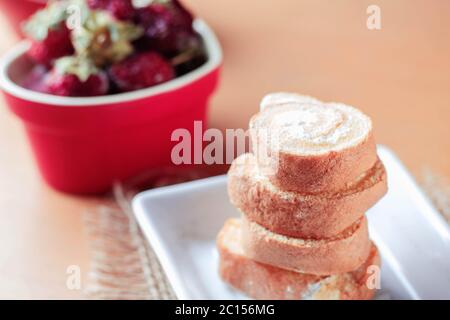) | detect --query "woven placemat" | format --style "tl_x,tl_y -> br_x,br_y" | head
83,202 -> 175,299
82,168 -> 208,300
82,168 -> 450,300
